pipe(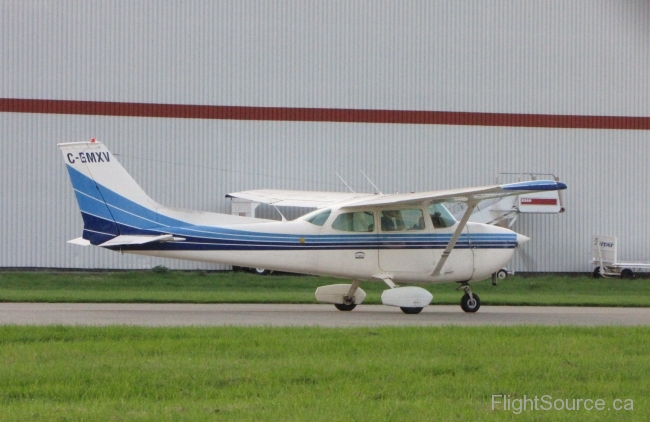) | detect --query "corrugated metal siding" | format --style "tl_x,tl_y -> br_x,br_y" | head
1,1 -> 649,271
2,115 -> 649,271
3,1 -> 649,113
